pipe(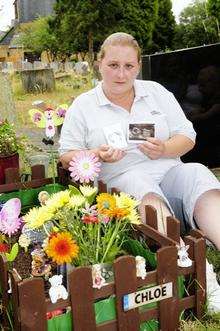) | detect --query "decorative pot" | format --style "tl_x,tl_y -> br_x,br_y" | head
0,153 -> 19,184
